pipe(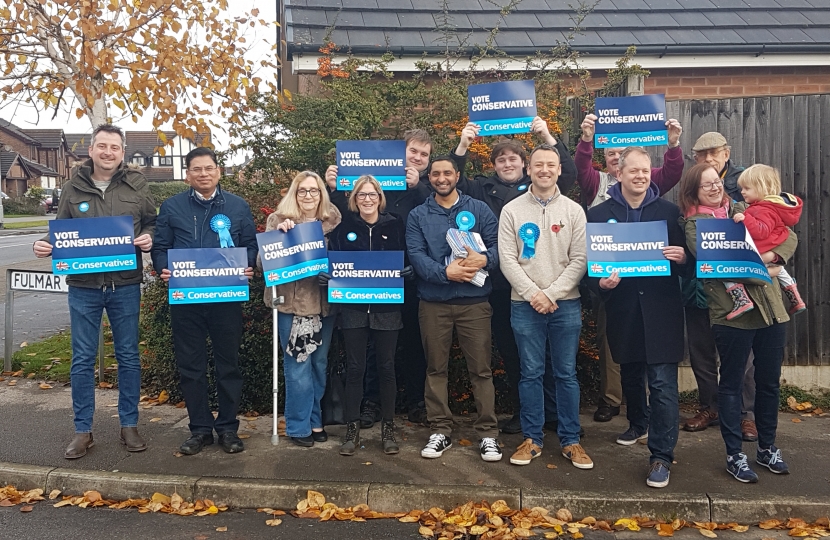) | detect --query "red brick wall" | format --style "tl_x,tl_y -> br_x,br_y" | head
642,66 -> 830,100
0,130 -> 35,159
